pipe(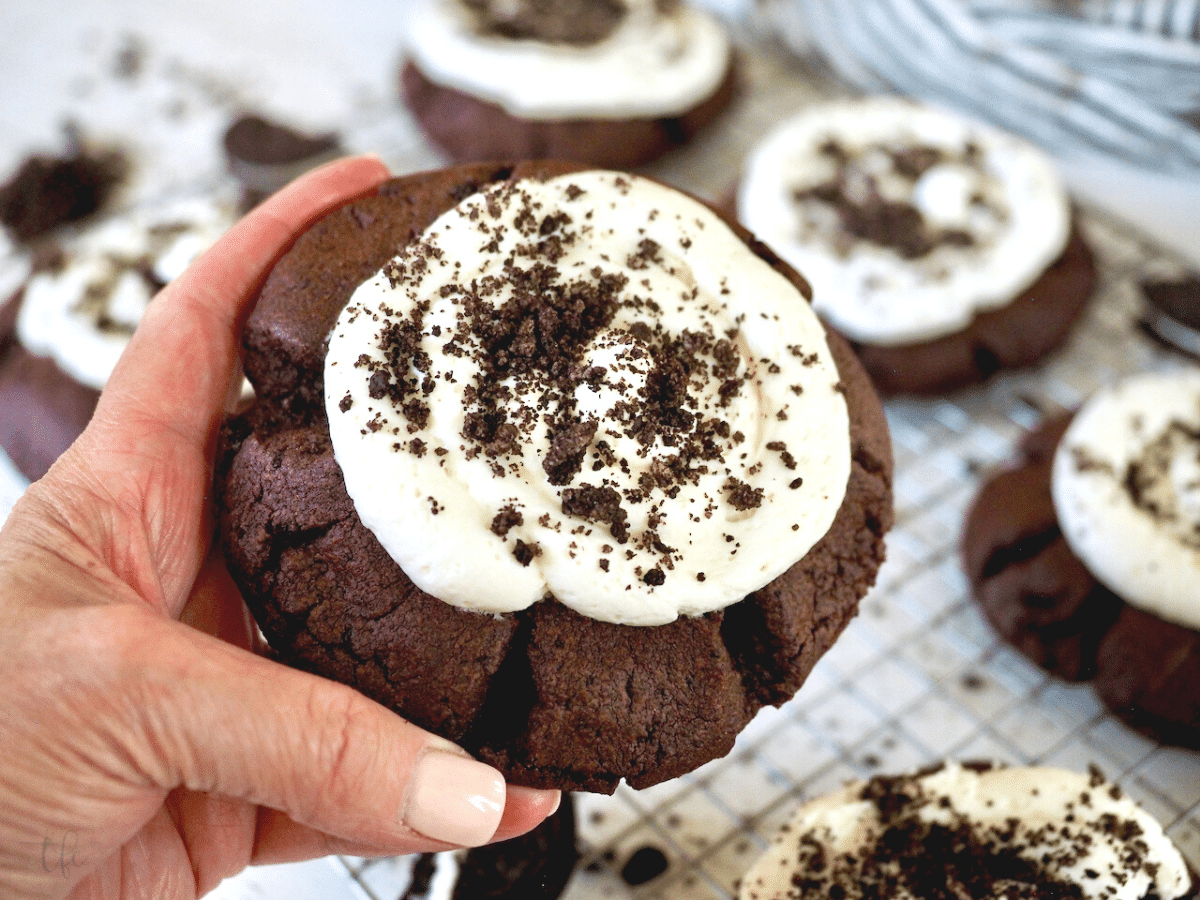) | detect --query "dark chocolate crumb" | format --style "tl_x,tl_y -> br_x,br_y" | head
491,505 -> 523,537
620,846 -> 669,886
724,477 -> 765,511
513,539 -> 541,566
